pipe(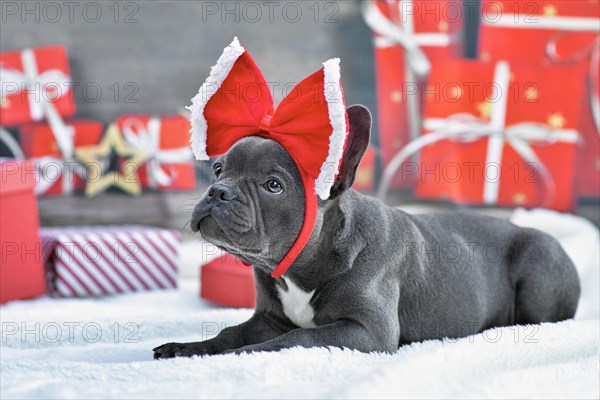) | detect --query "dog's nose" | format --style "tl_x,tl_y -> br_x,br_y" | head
207,183 -> 235,202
